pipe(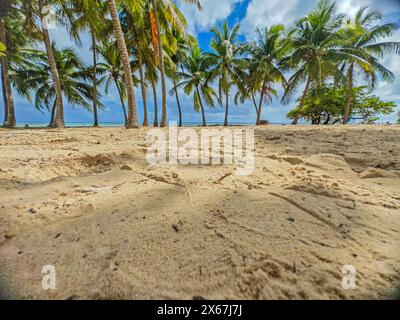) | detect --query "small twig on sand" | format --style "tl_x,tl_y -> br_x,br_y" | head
214,172 -> 232,183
